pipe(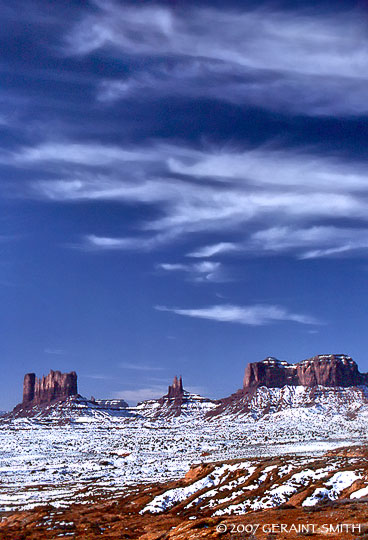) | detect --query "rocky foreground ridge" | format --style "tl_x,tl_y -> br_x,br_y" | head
3,446 -> 368,539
